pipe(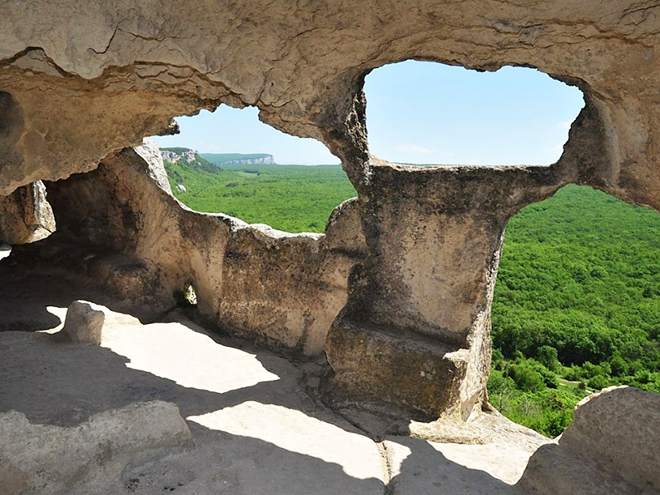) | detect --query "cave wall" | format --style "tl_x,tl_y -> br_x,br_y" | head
31,140 -> 364,357
1,1 -> 656,200
1,0 -> 658,418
